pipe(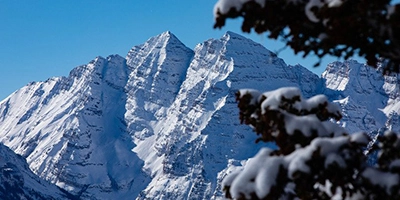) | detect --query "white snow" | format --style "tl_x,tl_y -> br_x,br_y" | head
214,0 -> 266,17
284,113 -> 329,136
214,0 -> 244,16
261,87 -> 301,113
238,89 -> 261,105
321,121 -> 347,136
254,156 -> 283,197
349,132 -> 369,144
301,94 -> 327,110
226,148 -> 282,199
238,87 -> 343,137
224,135 -> 364,199
362,168 -> 399,194
324,153 -> 346,168
327,0 -> 343,8
287,136 -> 348,177
253,87 -> 342,123
389,159 -> 400,169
